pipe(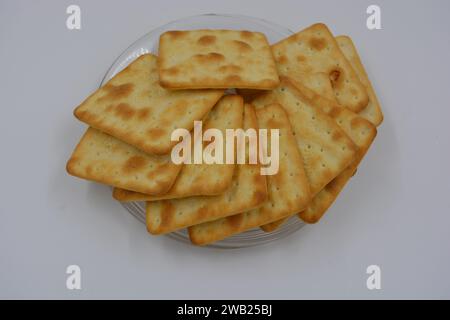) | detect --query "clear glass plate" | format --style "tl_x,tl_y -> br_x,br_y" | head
101,13 -> 306,249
